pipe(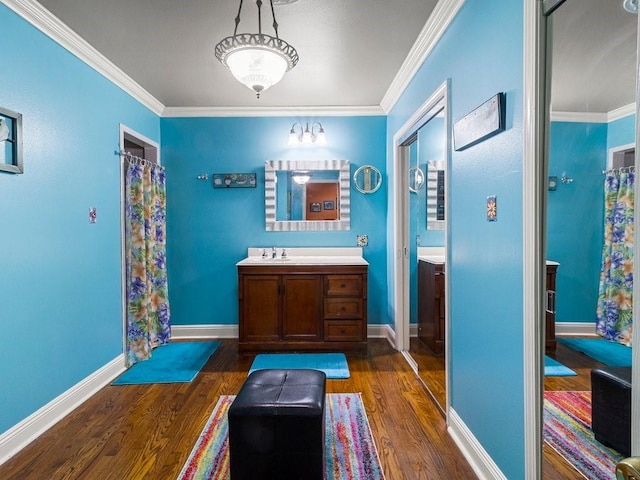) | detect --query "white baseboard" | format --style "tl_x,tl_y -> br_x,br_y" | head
171,323 -> 398,345
171,324 -> 239,339
0,354 -> 125,467
555,322 -> 597,337
448,408 -> 507,480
